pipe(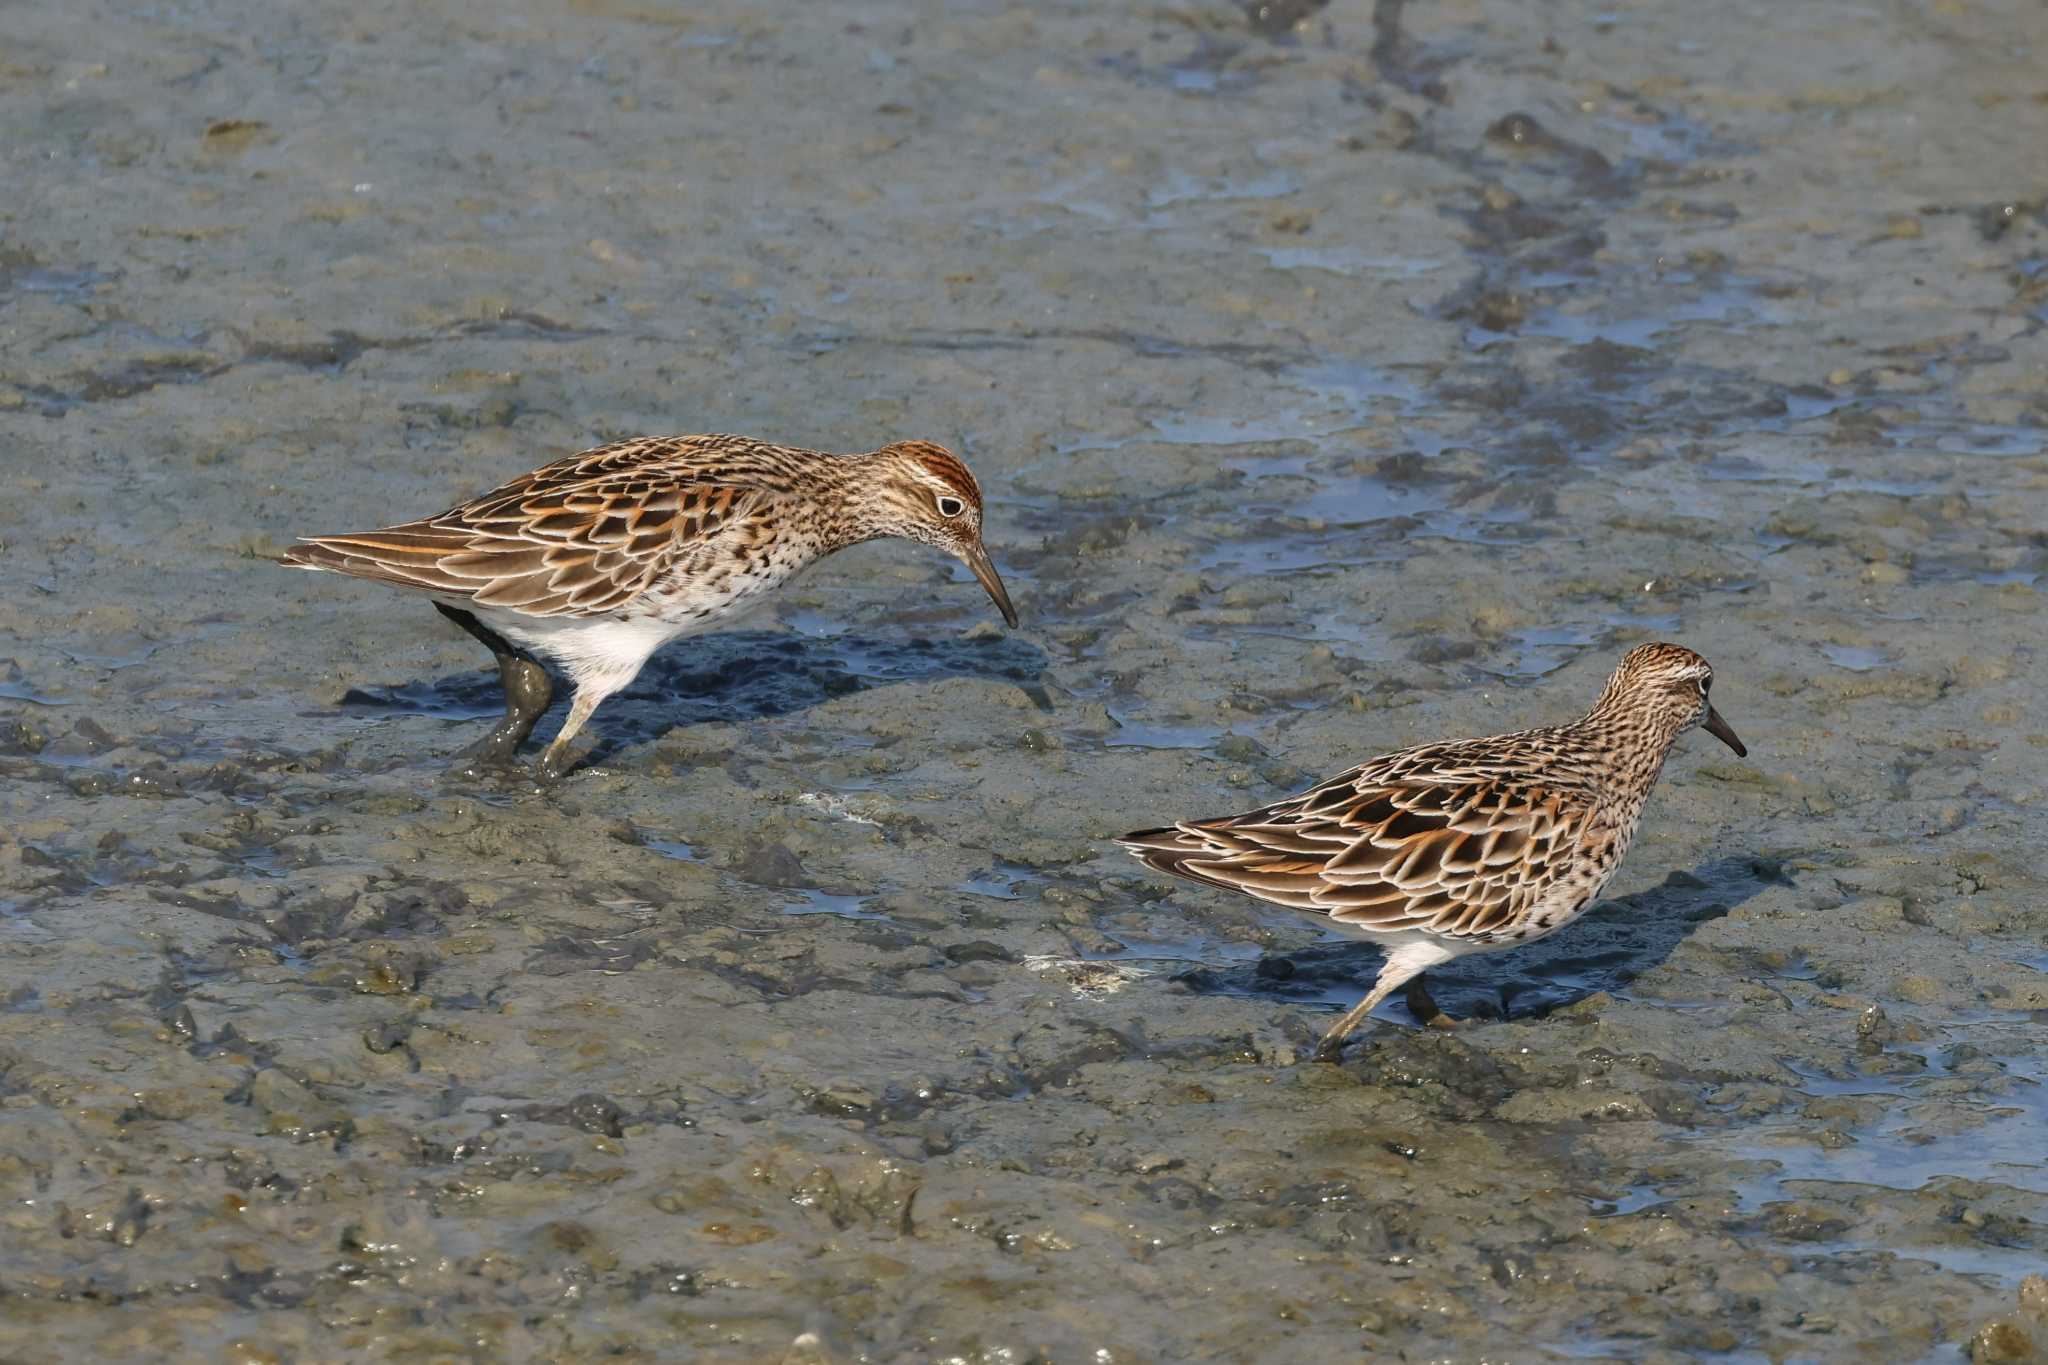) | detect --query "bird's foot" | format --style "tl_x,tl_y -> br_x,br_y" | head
533,745 -> 581,784
448,729 -> 525,778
